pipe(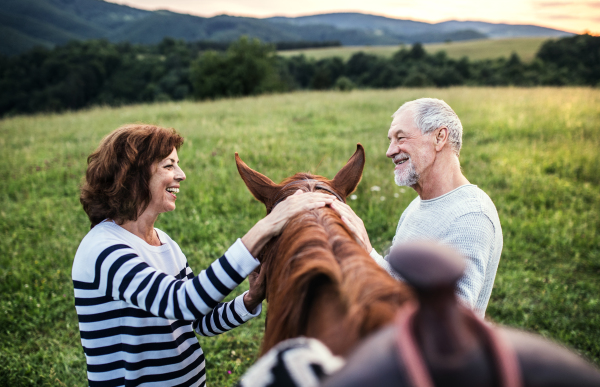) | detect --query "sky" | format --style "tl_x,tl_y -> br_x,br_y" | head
105,0 -> 598,34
